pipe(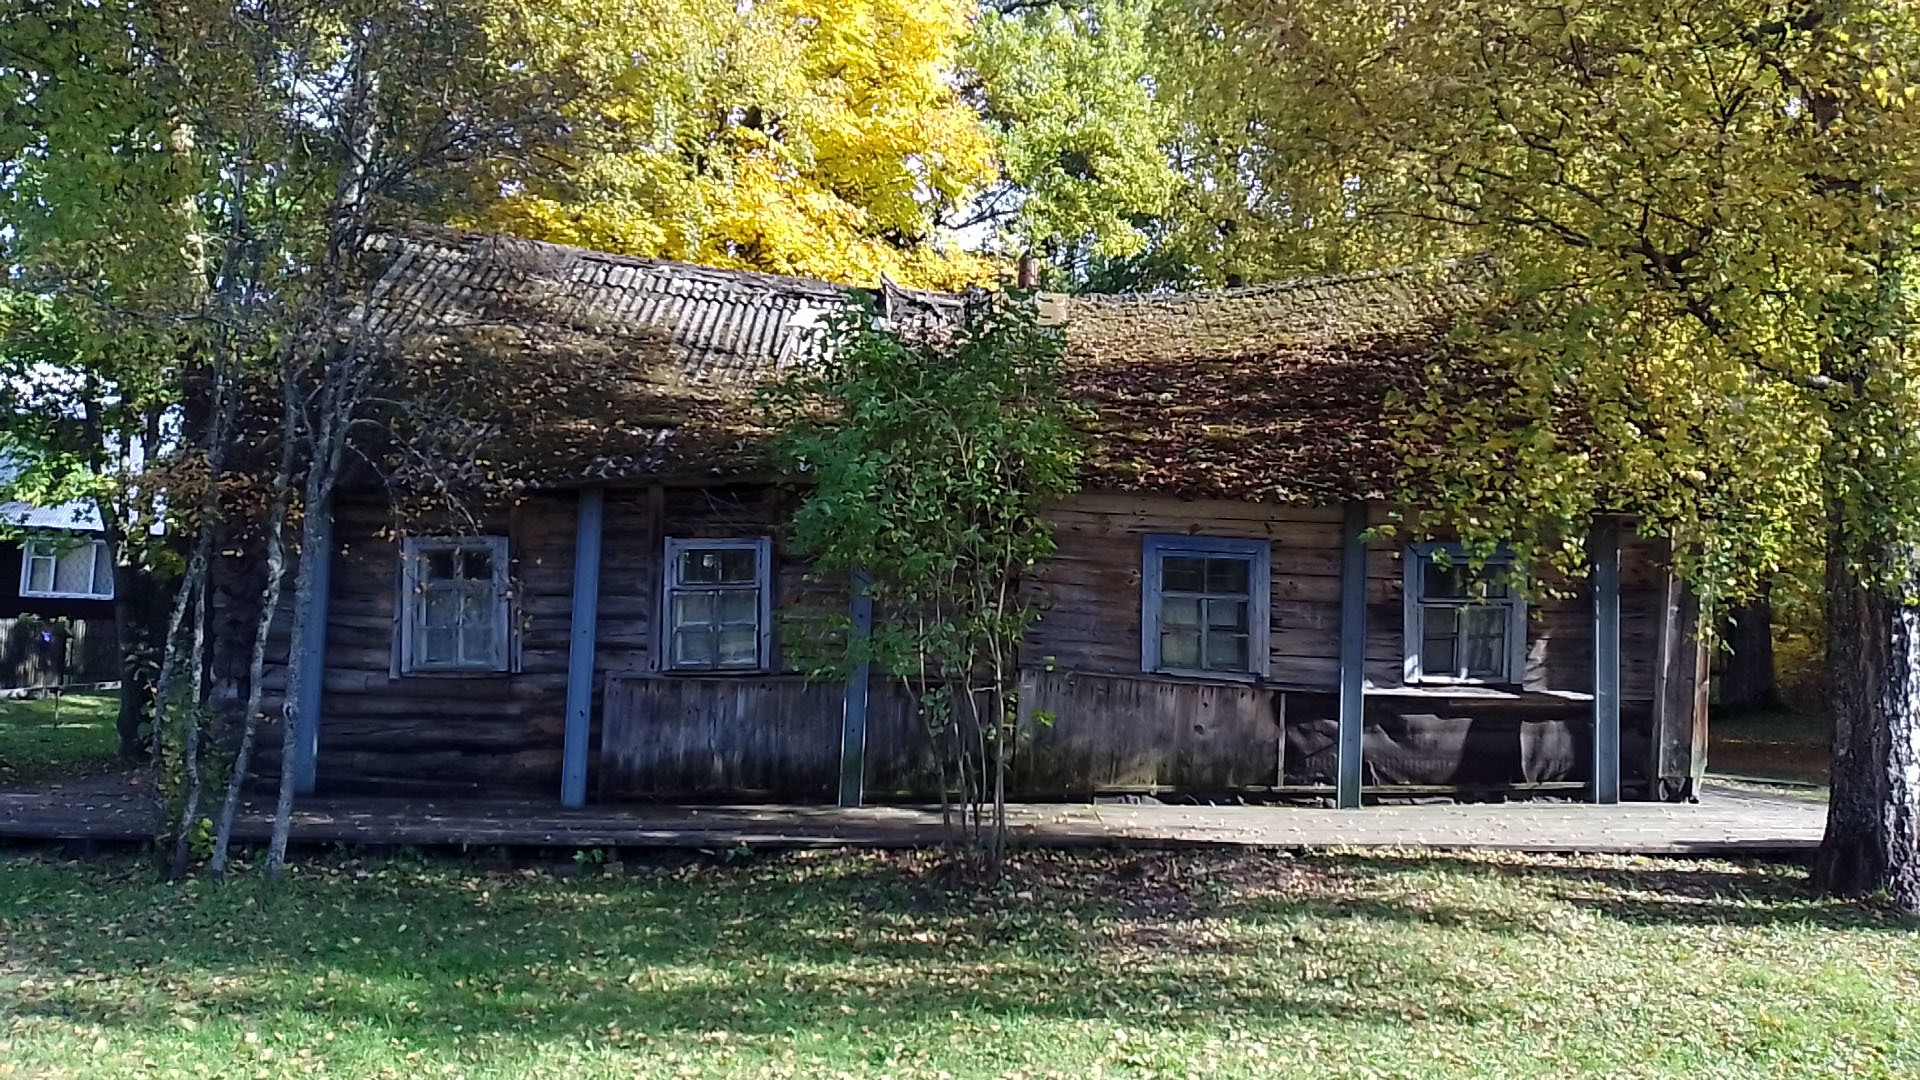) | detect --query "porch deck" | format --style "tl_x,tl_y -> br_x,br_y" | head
0,775 -> 1824,856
